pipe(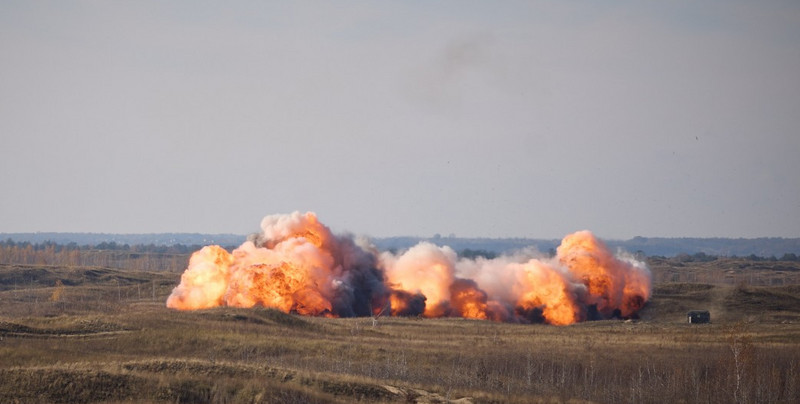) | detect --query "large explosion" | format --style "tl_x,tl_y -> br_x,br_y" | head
167,212 -> 651,325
